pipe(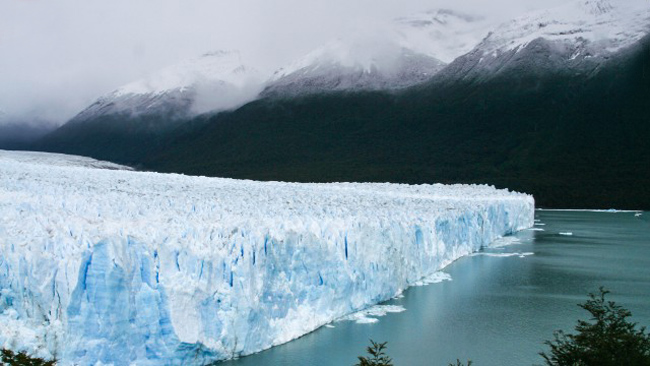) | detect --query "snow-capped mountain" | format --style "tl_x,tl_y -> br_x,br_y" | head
394,9 -> 495,63
69,51 -> 263,127
38,0 -> 650,175
262,39 -> 445,97
263,9 -> 493,97
438,0 -> 650,81
479,0 -> 649,57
